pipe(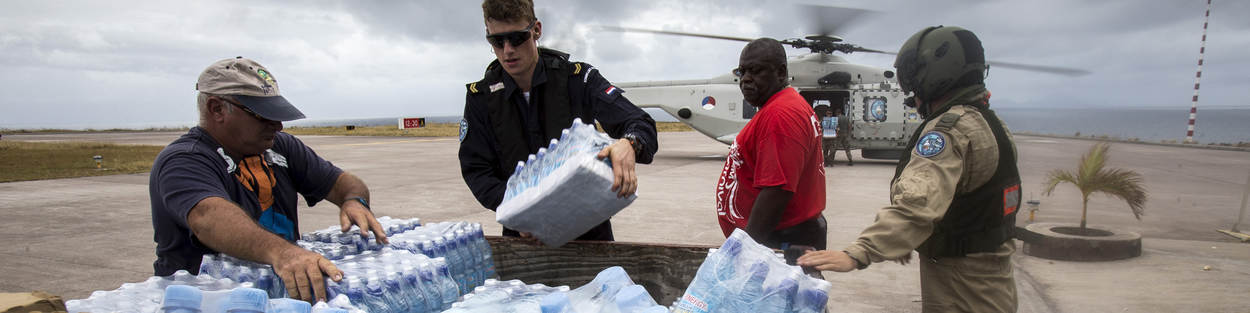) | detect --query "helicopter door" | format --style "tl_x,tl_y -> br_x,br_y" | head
742,99 -> 758,119
799,91 -> 849,116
